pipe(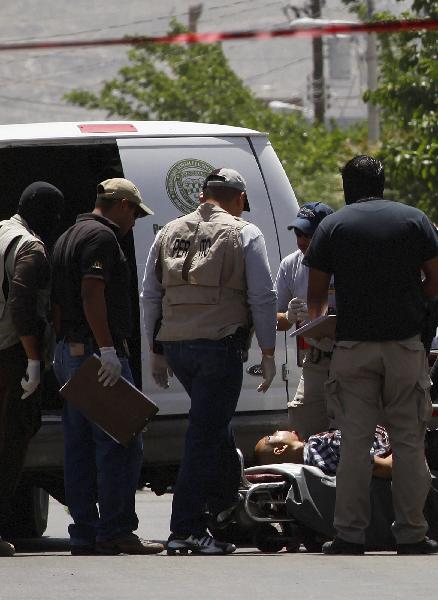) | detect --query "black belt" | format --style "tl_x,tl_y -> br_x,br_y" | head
224,327 -> 249,347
